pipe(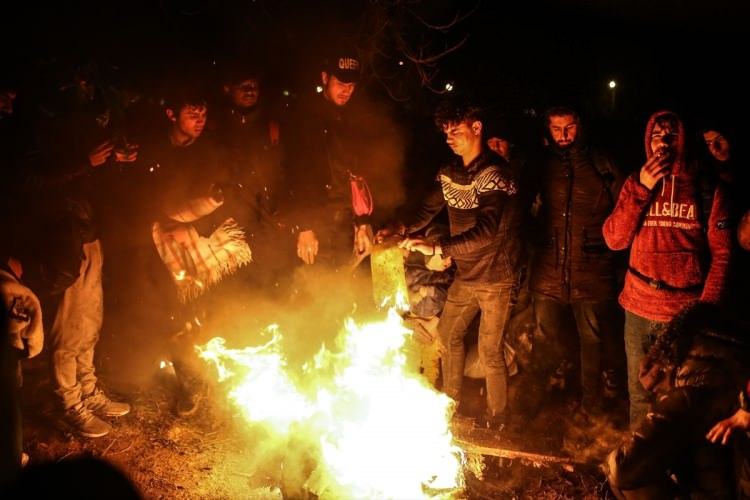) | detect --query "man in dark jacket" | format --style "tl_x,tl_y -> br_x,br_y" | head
606,301 -> 749,499
286,47 -> 373,271
384,99 -> 525,430
603,110 -> 732,428
522,105 -> 626,420
212,59 -> 293,296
